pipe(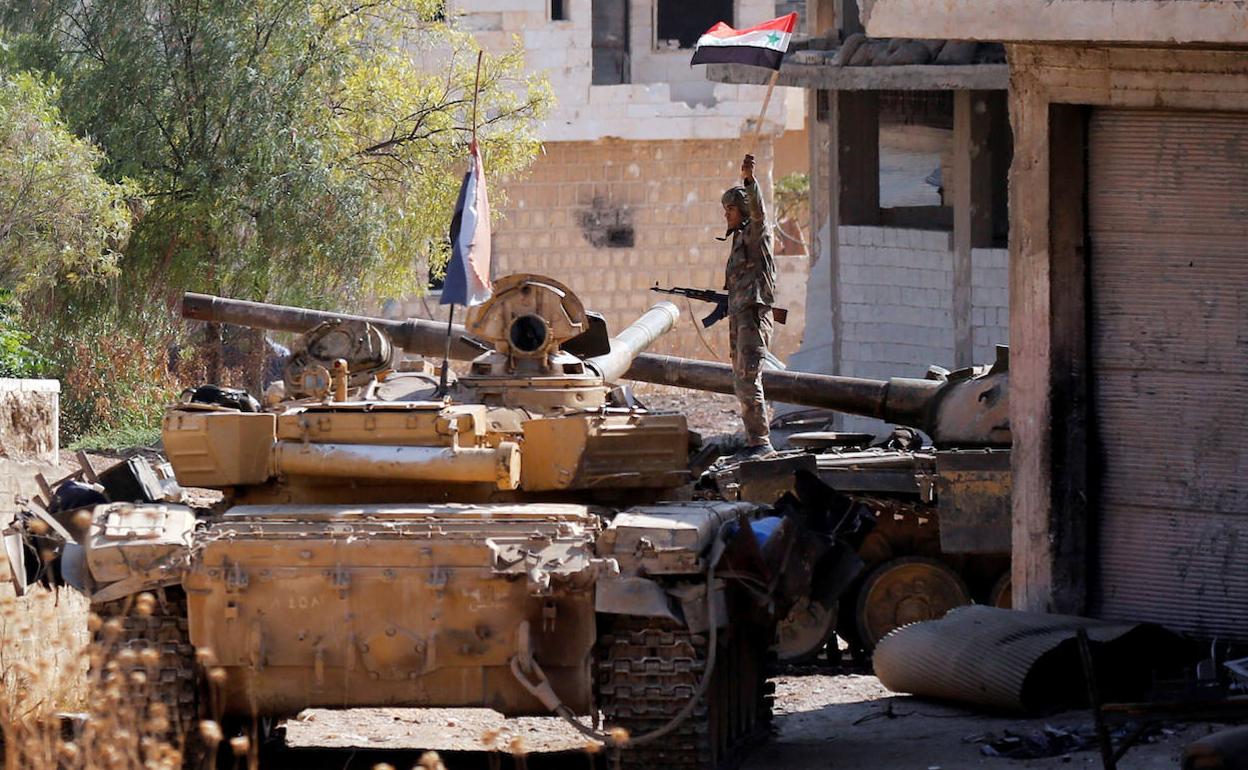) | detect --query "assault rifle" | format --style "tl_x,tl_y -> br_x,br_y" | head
651,285 -> 789,329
